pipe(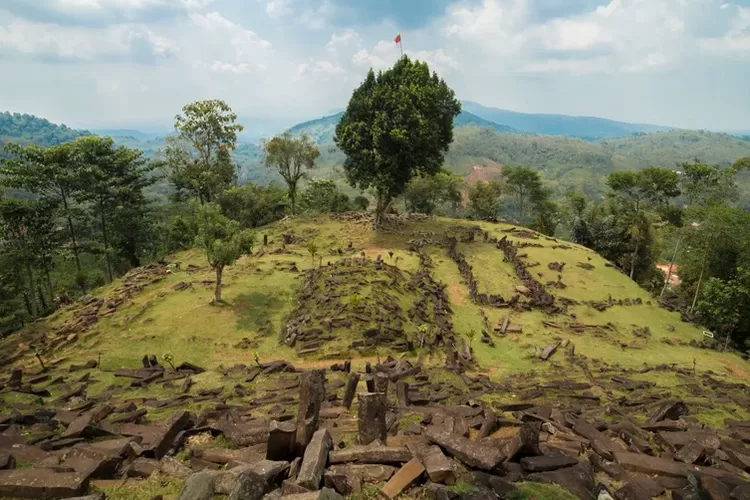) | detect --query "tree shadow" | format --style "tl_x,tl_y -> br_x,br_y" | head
233,292 -> 286,332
